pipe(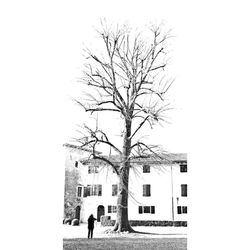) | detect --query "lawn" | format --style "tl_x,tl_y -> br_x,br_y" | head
63,237 -> 187,250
